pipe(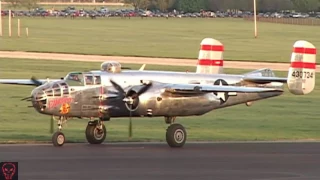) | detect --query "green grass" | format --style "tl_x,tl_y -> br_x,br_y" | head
0,17 -> 320,63
0,57 -> 320,143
